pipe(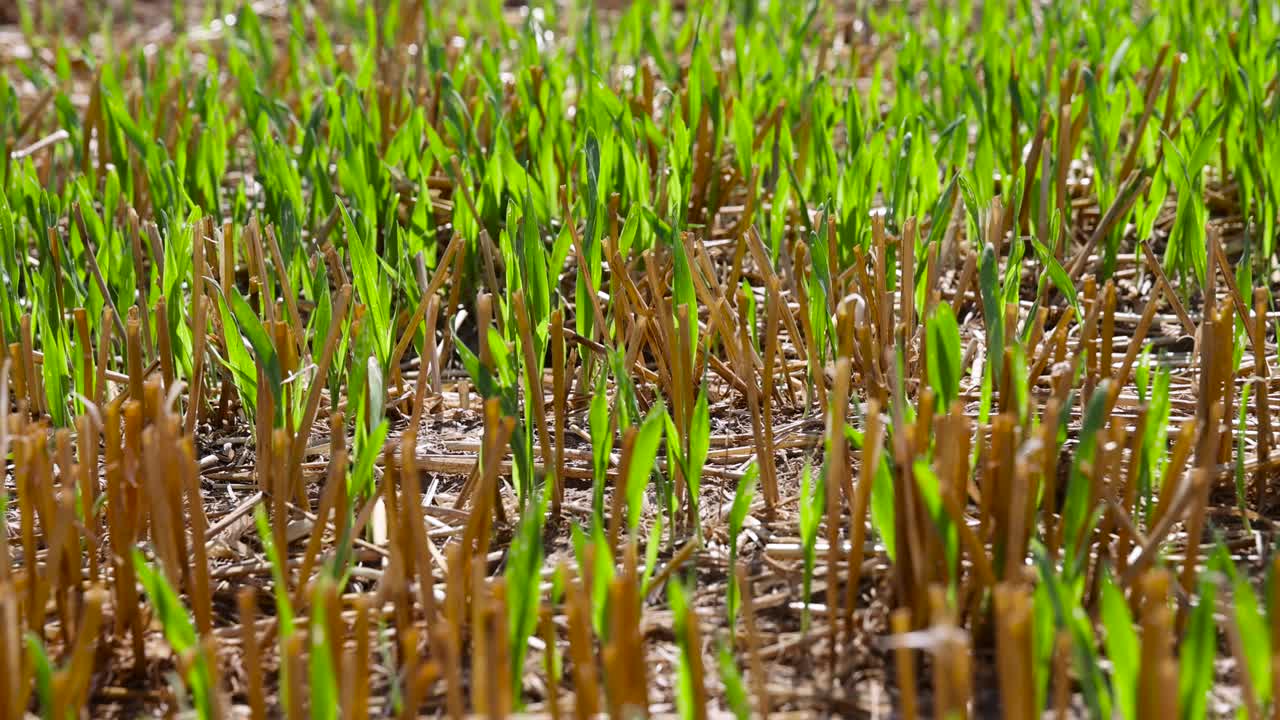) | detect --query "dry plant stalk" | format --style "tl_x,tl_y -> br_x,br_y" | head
890,608 -> 919,720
